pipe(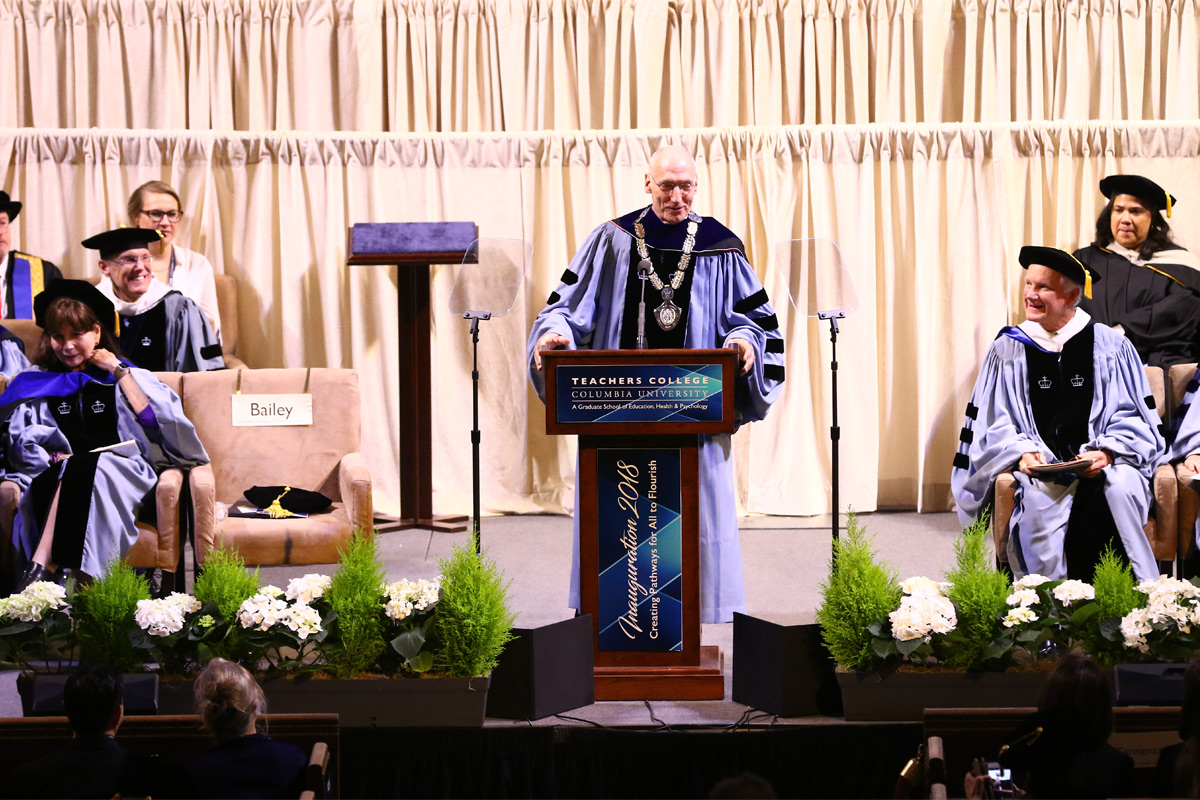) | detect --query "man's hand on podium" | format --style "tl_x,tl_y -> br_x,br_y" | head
727,337 -> 754,375
534,332 -> 572,370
